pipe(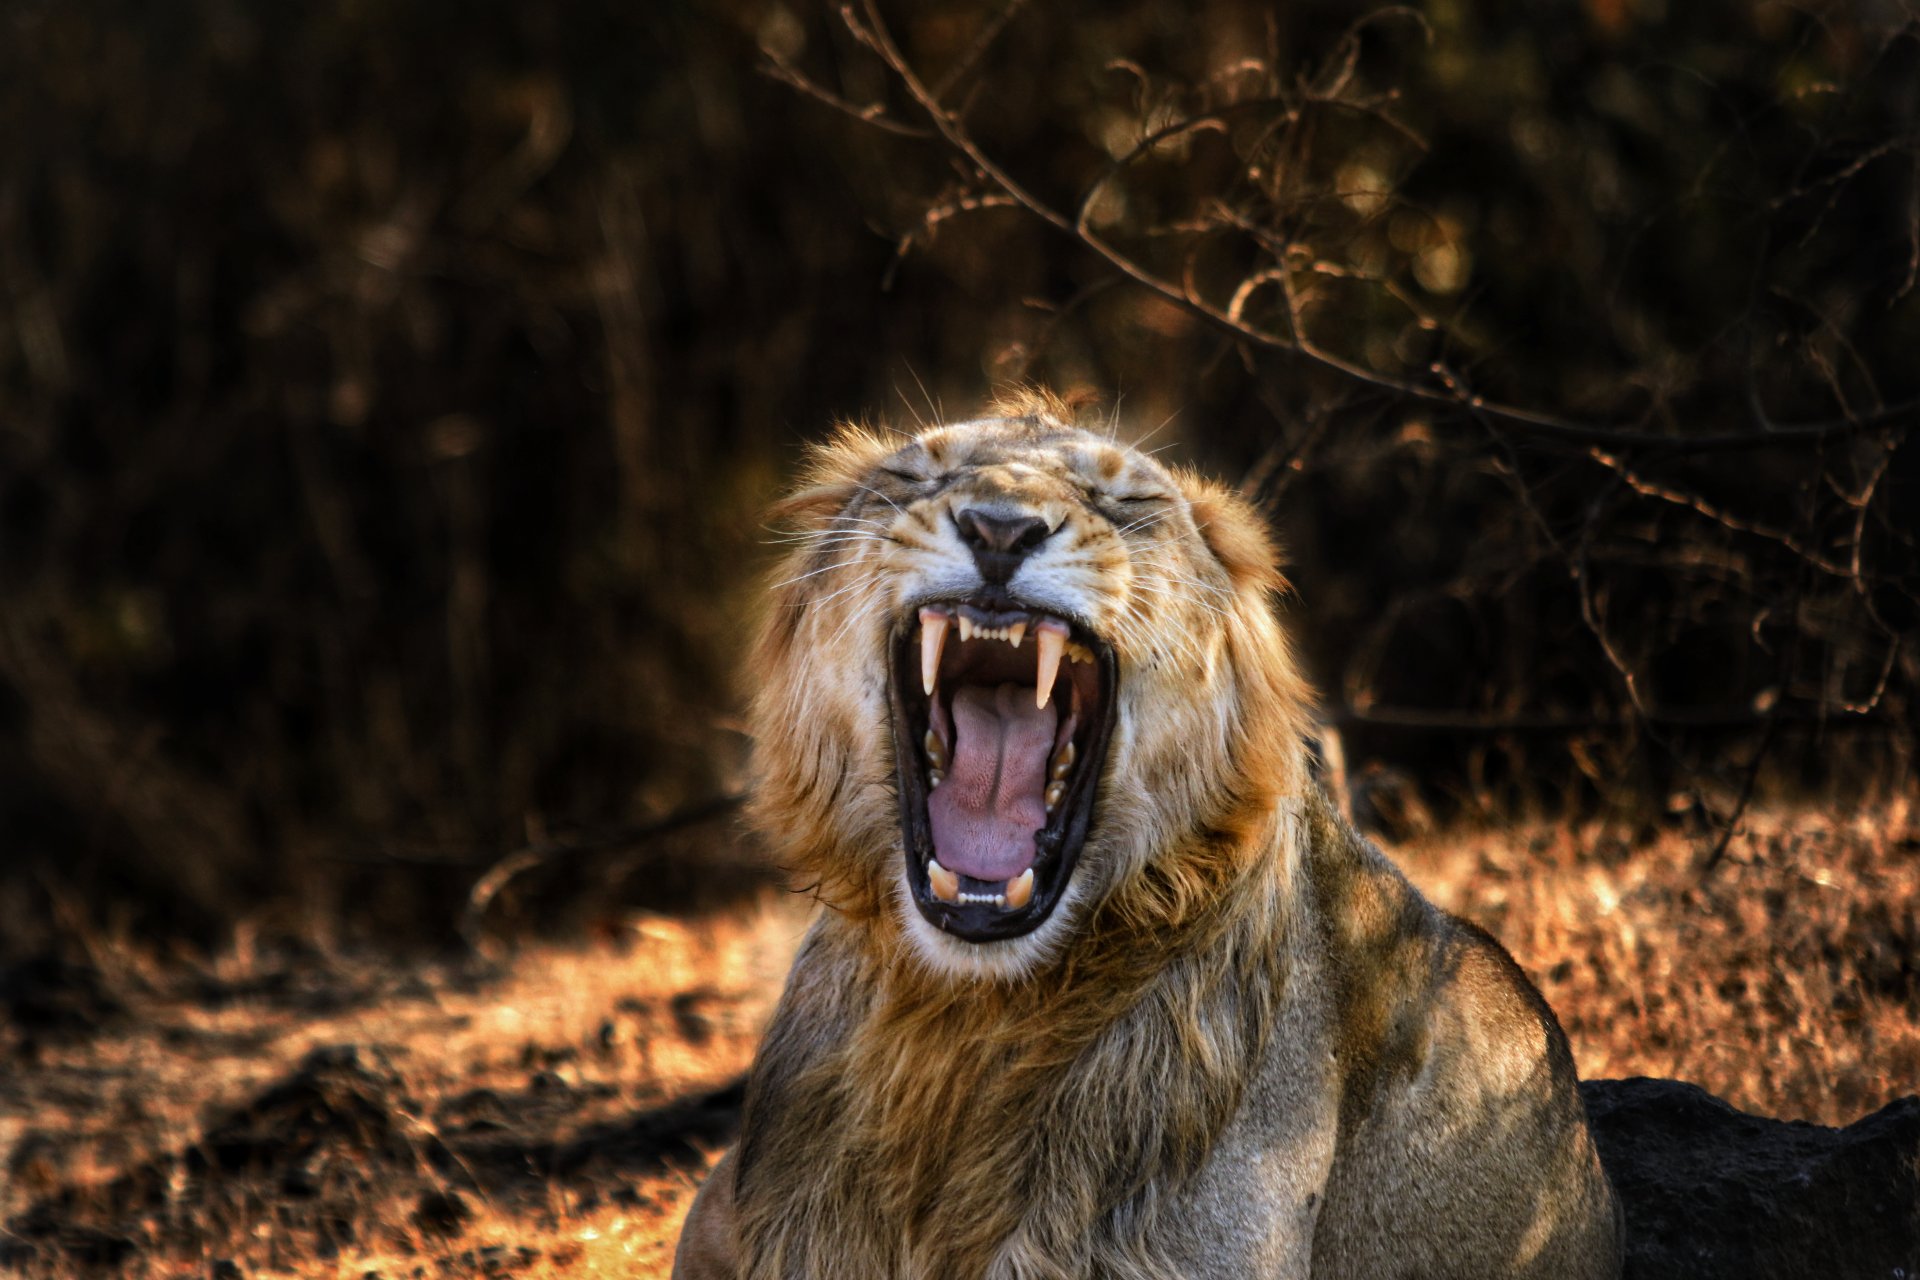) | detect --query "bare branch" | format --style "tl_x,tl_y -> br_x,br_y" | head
1587,447 -> 1851,578
834,2 -> 1920,453
758,47 -> 934,139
